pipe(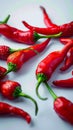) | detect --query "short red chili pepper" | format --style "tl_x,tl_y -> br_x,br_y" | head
0,15 -> 10,24
53,77 -> 73,88
22,20 -> 73,37
0,102 -> 31,123
44,82 -> 73,125
35,40 -> 73,100
0,80 -> 38,115
0,45 -> 24,60
0,66 -> 7,79
59,38 -> 73,71
40,6 -> 58,28
4,38 -> 51,75
0,24 -> 61,45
